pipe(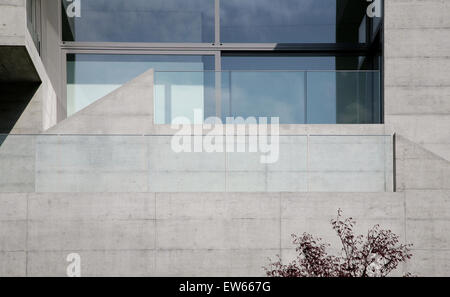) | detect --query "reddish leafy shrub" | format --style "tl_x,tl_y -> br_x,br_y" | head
265,210 -> 413,277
